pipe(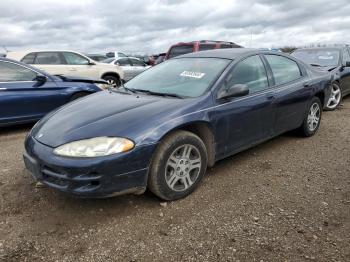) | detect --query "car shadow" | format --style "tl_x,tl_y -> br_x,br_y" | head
0,123 -> 34,136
